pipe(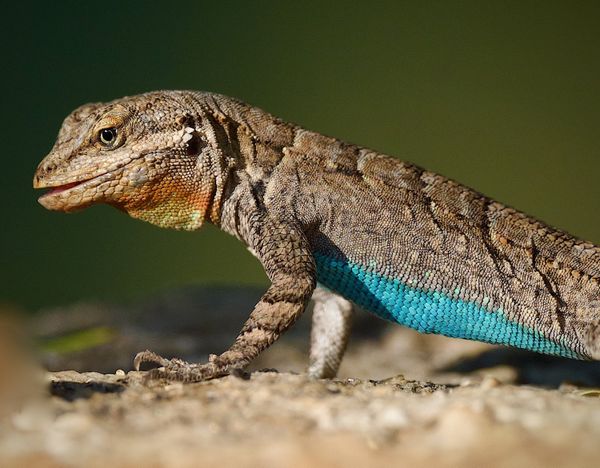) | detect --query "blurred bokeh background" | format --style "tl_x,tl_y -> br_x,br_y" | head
3,2 -> 600,311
